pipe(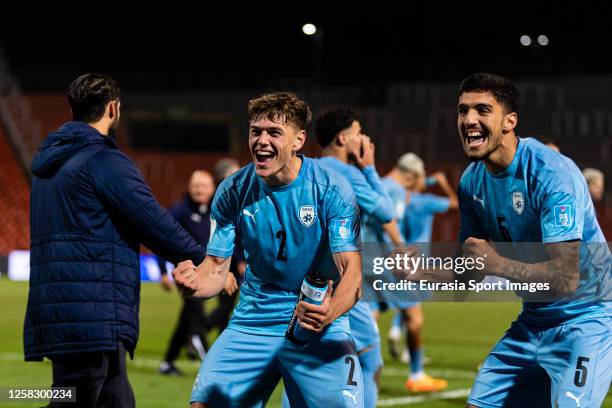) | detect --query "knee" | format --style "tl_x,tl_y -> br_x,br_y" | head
407,314 -> 423,333
191,403 -> 206,408
374,366 -> 382,389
